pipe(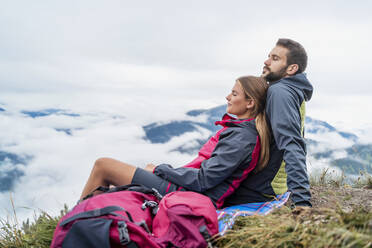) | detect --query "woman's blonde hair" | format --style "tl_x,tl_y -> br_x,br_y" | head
236,76 -> 270,171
